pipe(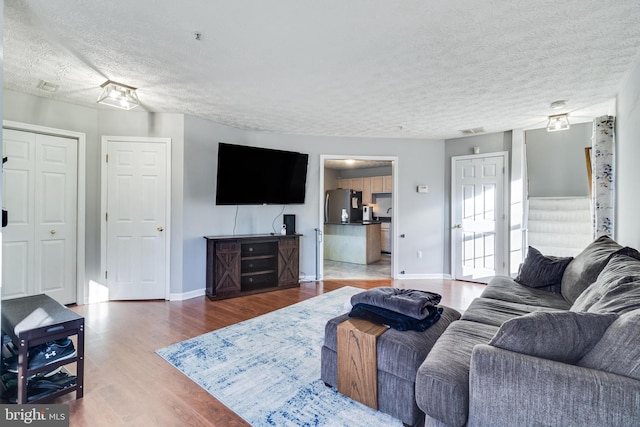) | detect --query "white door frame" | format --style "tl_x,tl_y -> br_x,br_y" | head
3,120 -> 87,304
100,136 -> 171,301
450,151 -> 510,280
318,154 -> 399,279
